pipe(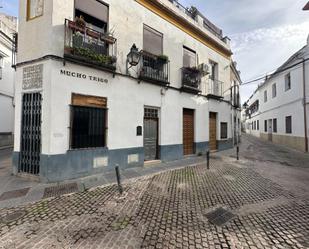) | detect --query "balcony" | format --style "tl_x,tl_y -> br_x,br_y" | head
203,78 -> 224,99
138,51 -> 170,86
64,19 -> 117,72
180,67 -> 201,94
